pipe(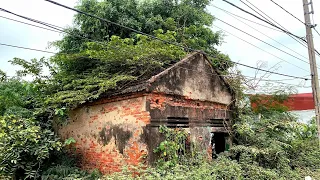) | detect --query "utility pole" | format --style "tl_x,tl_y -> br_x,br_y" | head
302,0 -> 320,142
